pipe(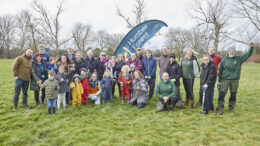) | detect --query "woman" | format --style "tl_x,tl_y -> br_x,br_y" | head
129,71 -> 147,109
155,72 -> 178,112
199,55 -> 216,115
96,52 -> 107,81
88,73 -> 102,105
113,54 -> 126,97
181,49 -> 200,109
30,53 -> 48,105
126,53 -> 142,73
